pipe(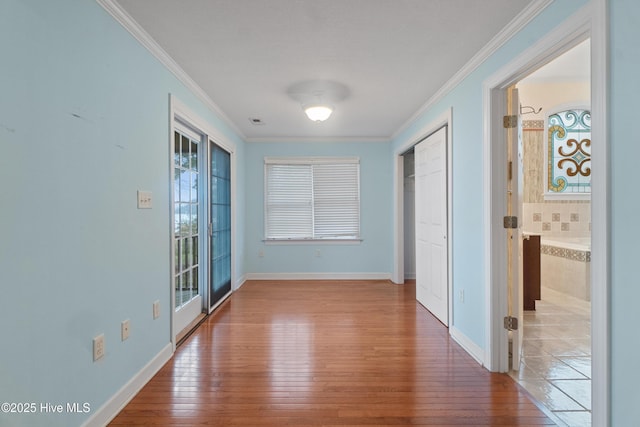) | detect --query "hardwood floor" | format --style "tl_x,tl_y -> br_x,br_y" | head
109,280 -> 555,426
